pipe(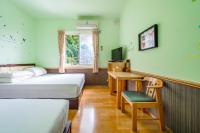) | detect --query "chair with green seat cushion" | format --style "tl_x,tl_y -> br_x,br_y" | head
123,91 -> 156,102
121,77 -> 165,132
